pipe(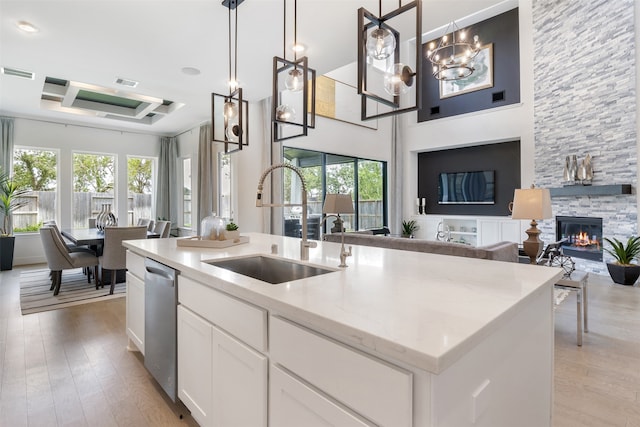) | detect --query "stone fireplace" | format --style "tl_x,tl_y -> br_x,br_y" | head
556,216 -> 603,262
